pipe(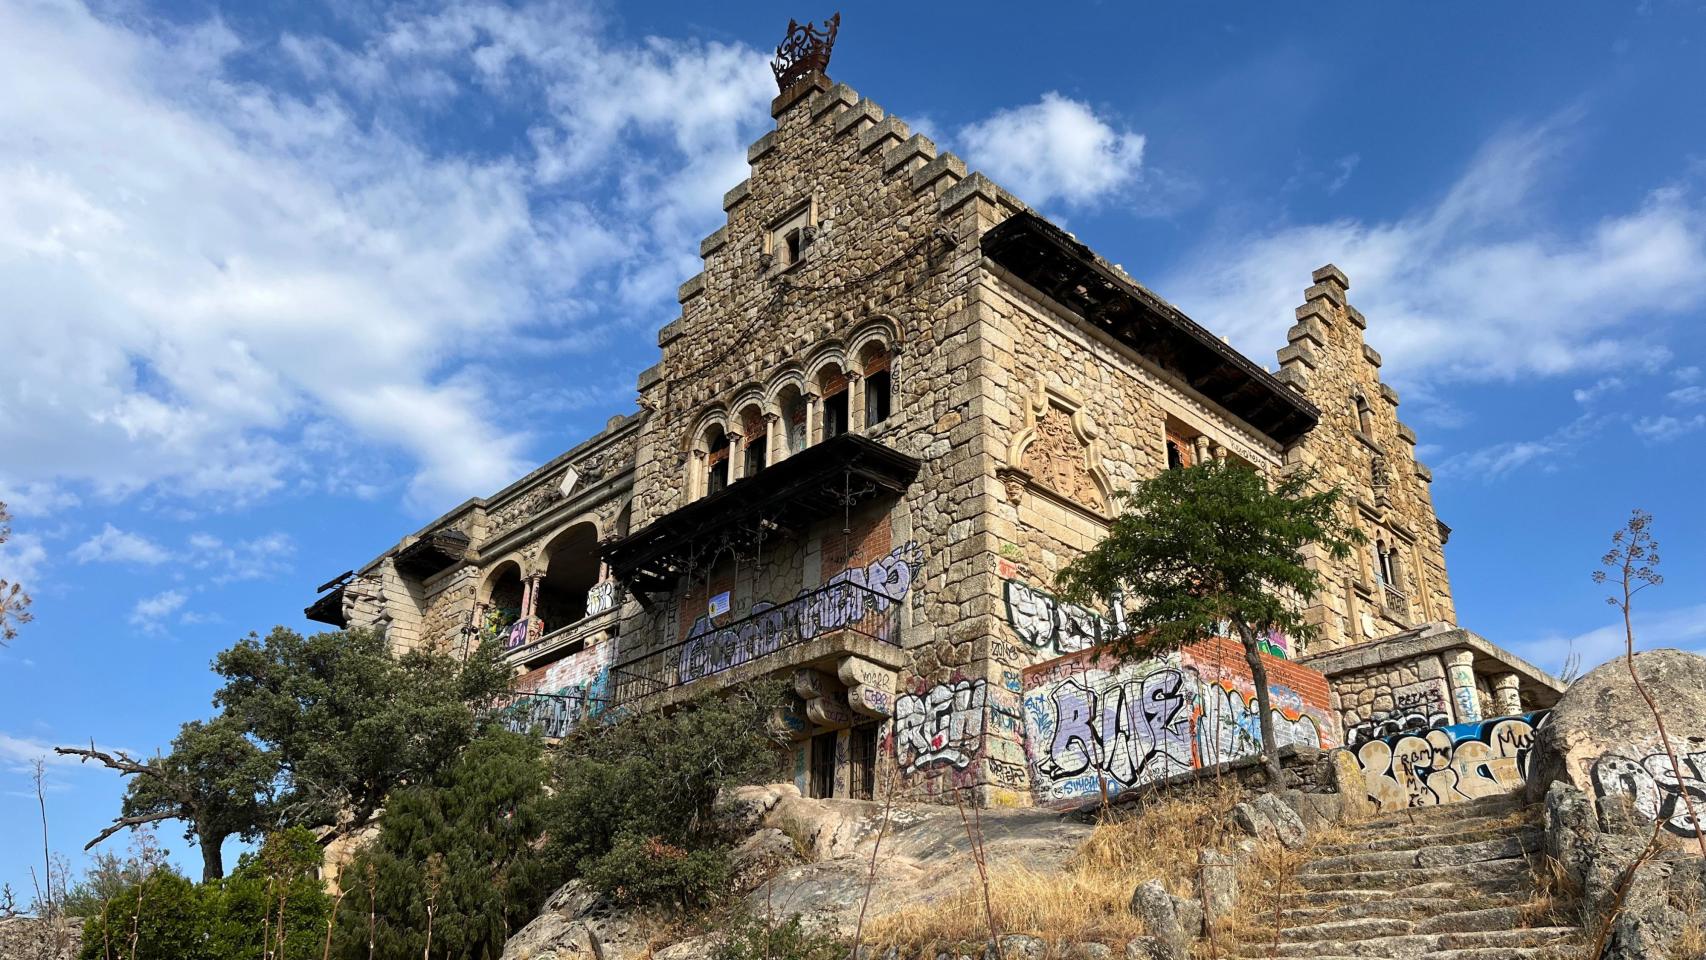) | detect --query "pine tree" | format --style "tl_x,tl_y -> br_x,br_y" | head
1055,459 -> 1360,786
